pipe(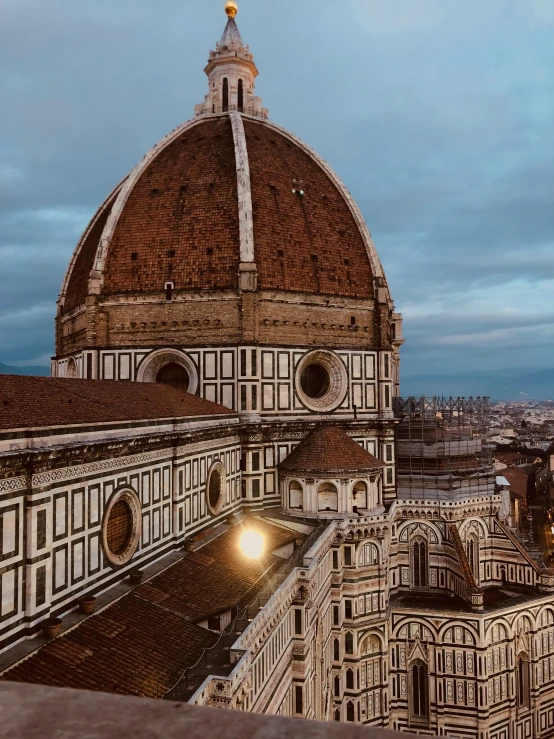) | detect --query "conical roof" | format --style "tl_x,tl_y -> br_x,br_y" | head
220,17 -> 244,48
279,426 -> 385,474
